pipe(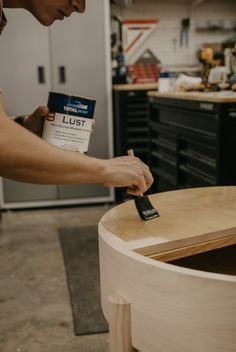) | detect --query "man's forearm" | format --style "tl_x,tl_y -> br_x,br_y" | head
0,112 -> 106,184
